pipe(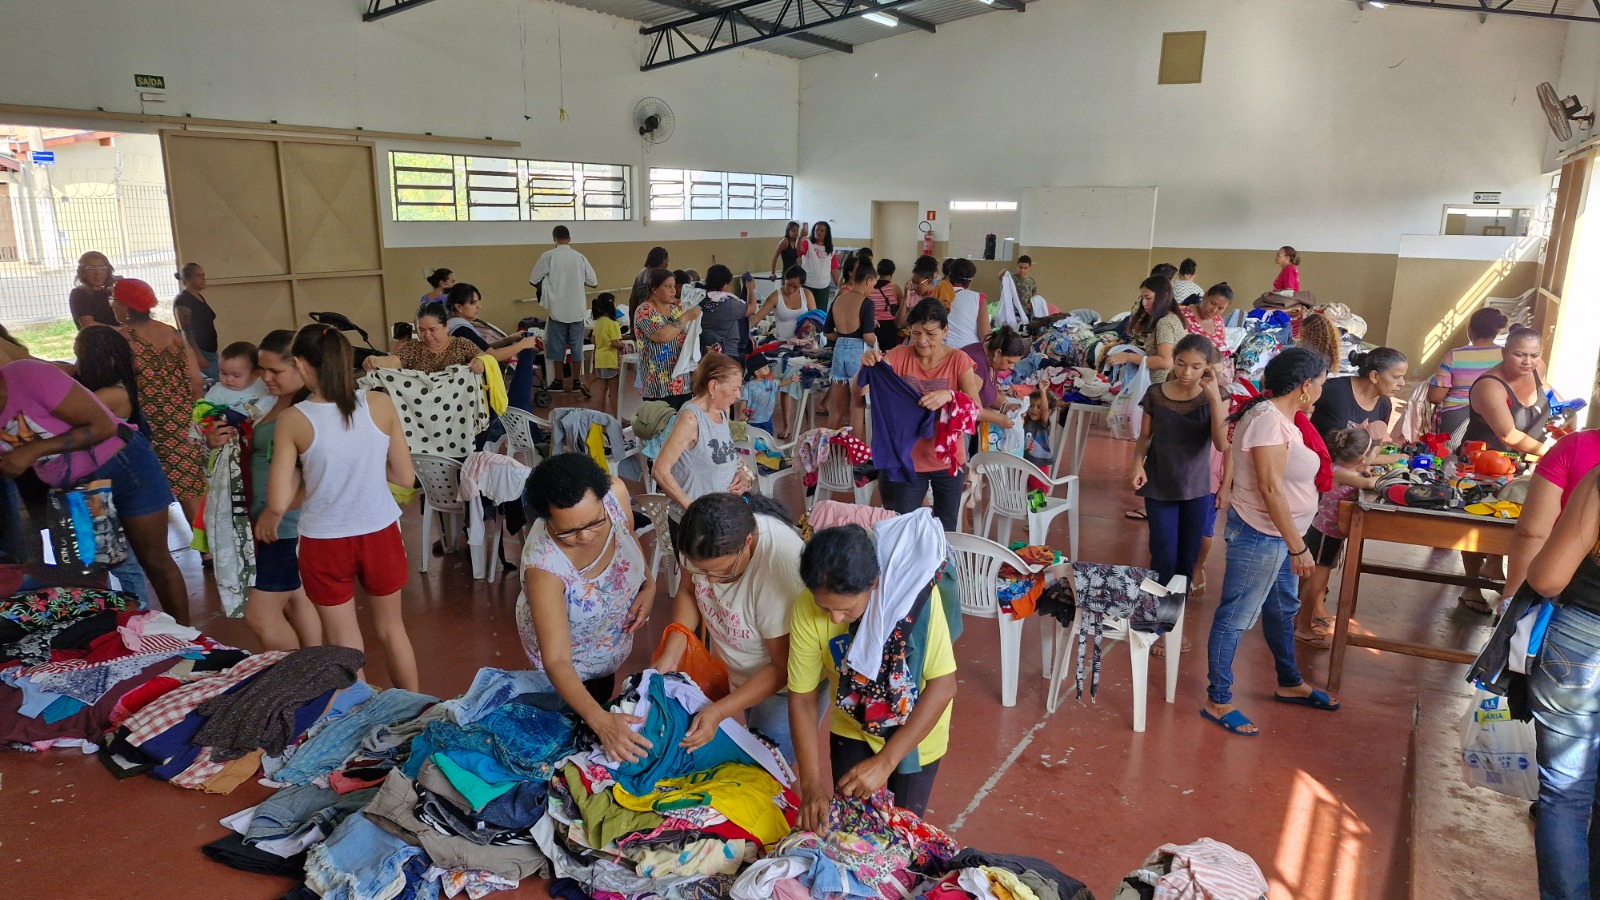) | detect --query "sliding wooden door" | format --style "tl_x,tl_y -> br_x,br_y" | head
161,131 -> 386,347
